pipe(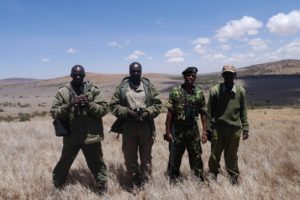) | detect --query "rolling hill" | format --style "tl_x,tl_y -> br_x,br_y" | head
0,59 -> 299,120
